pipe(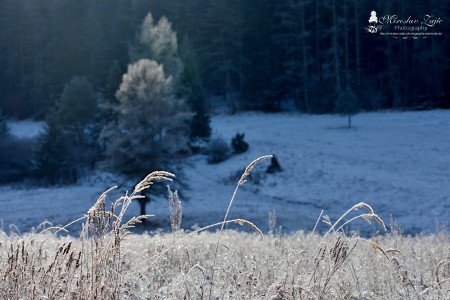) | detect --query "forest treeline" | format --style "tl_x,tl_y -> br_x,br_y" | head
0,0 -> 449,119
0,0 -> 449,183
